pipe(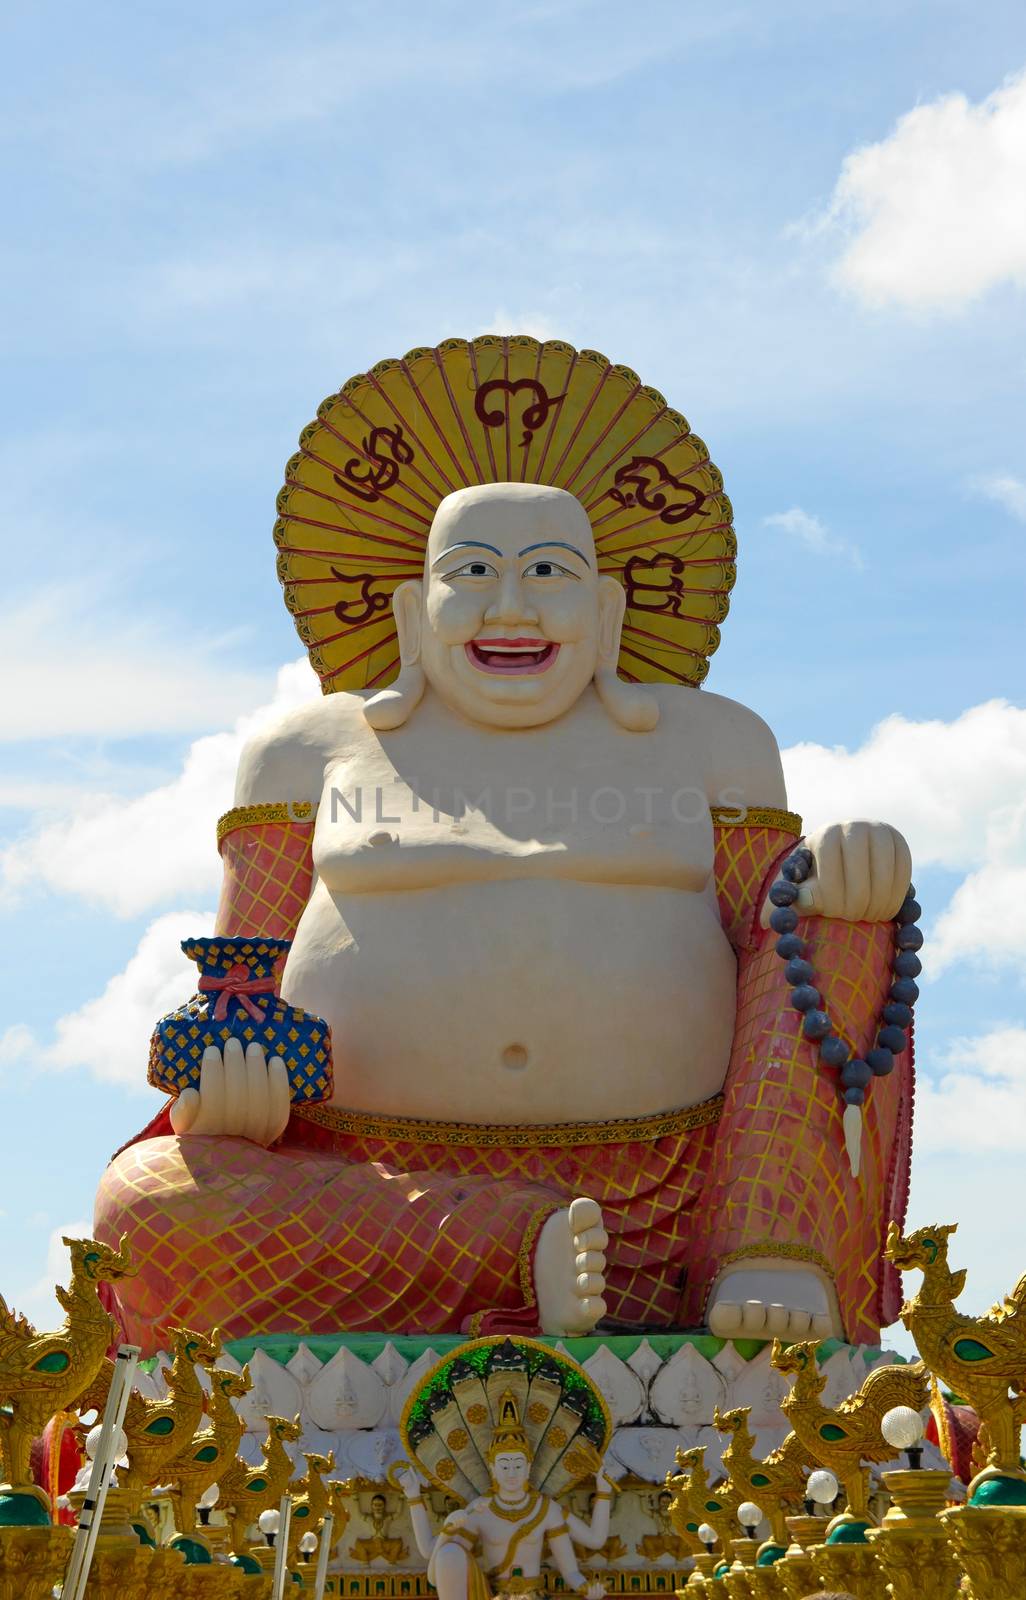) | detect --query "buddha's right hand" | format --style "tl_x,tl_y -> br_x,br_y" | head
169,1038 -> 291,1145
